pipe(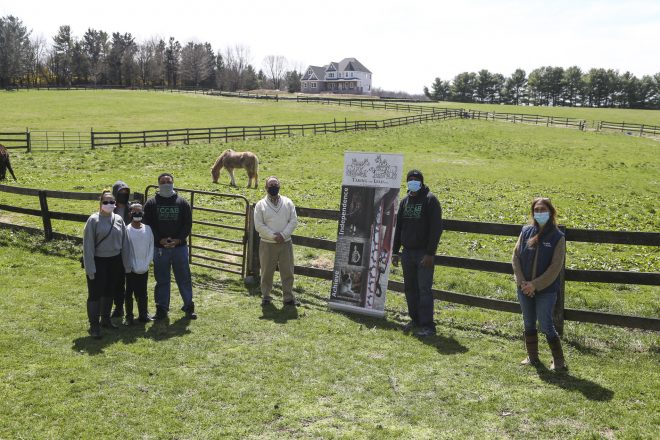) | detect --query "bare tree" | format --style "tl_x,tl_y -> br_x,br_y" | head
262,55 -> 287,90
223,44 -> 251,91
27,34 -> 48,85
